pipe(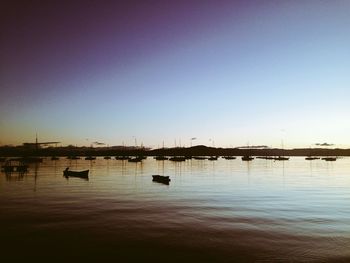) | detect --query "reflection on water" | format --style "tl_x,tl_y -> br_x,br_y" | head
1,157 -> 350,262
